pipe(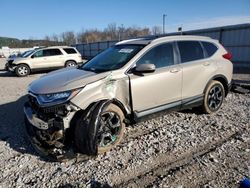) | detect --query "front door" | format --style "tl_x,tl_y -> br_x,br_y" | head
129,42 -> 182,115
31,49 -> 64,69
